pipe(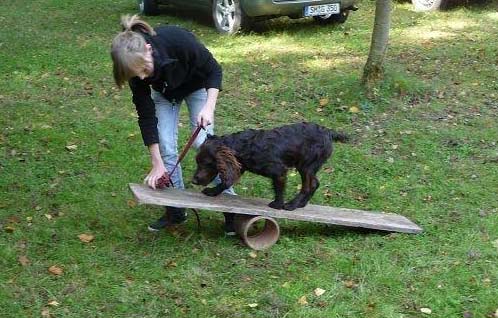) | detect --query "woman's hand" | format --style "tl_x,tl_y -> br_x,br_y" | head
145,144 -> 167,189
197,88 -> 219,128
144,164 -> 167,190
197,103 -> 215,128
